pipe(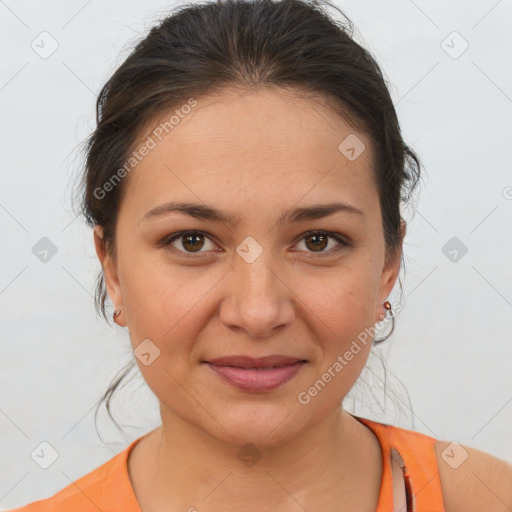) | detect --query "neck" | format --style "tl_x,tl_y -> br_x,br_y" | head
130,408 -> 382,512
